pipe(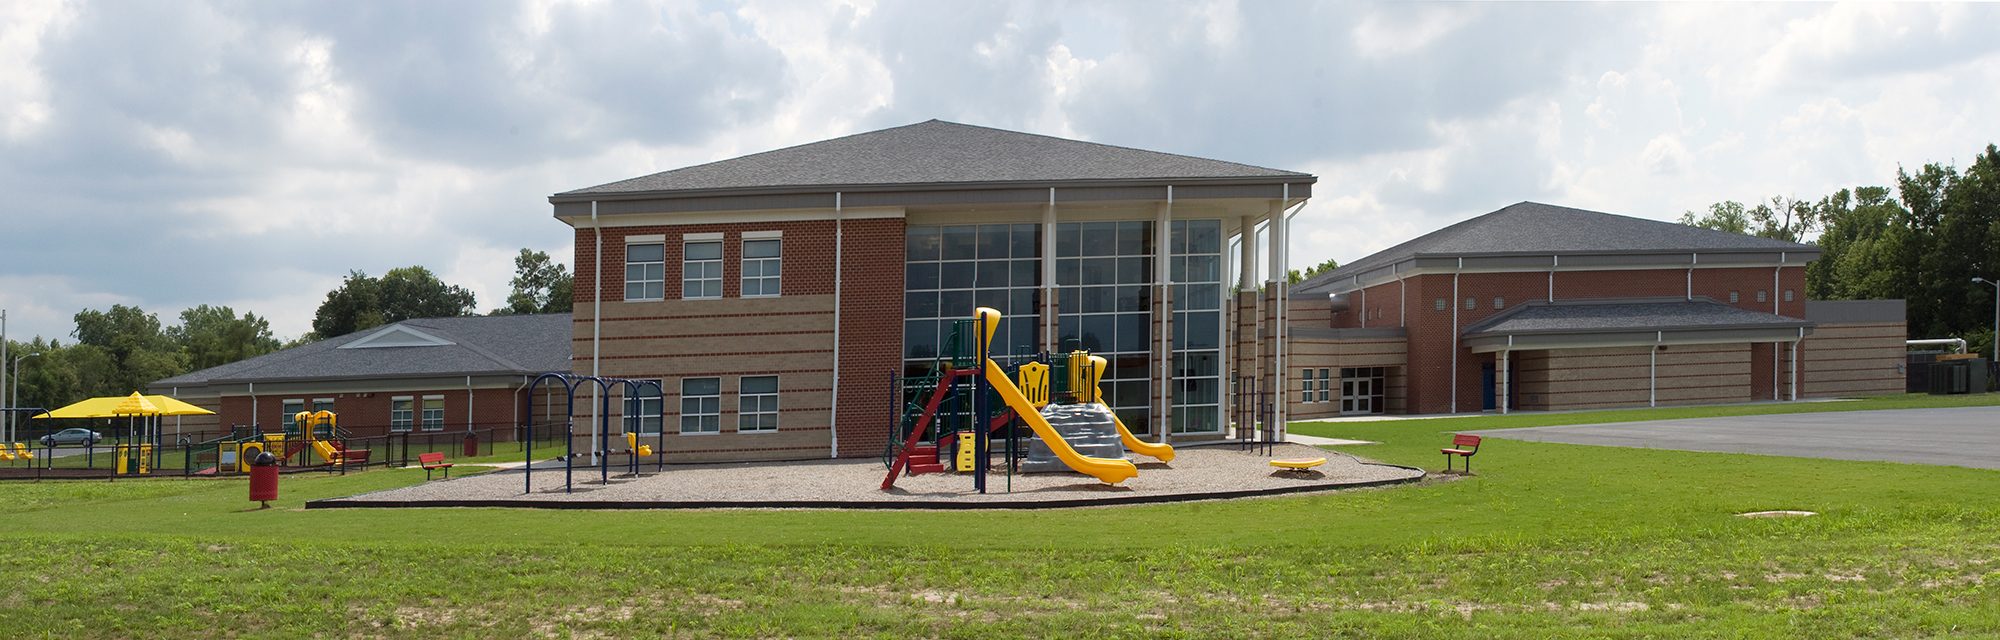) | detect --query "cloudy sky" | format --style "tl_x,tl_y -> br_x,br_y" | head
2,1 -> 1996,341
